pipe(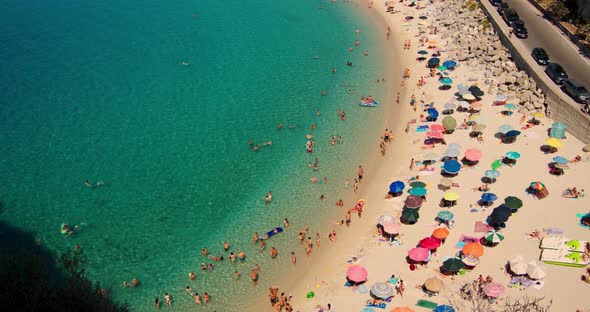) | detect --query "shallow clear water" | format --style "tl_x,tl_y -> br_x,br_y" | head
0,0 -> 389,310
